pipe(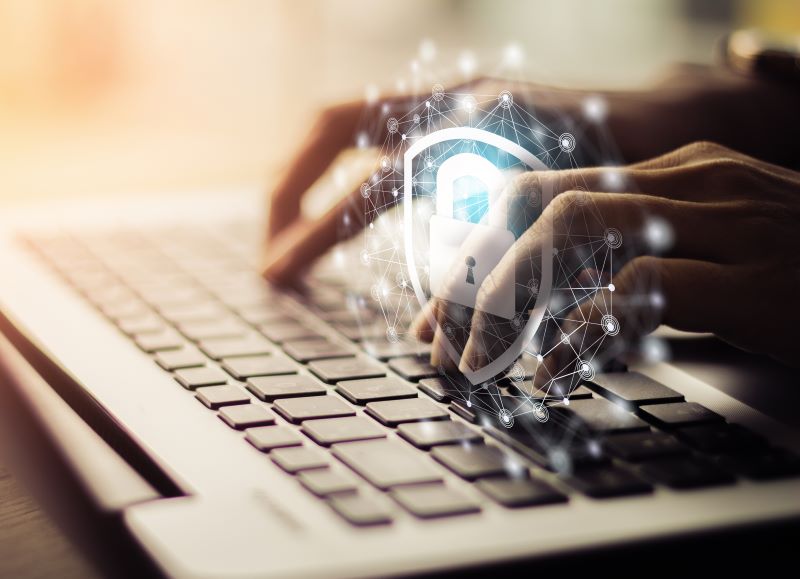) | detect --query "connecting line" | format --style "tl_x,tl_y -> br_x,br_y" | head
356,85 -> 618,425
